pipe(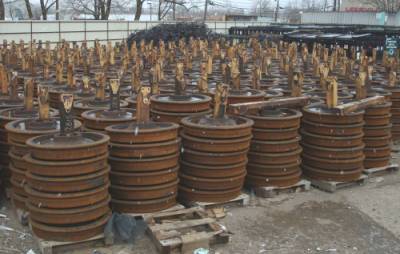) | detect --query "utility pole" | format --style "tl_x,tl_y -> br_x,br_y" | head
173,2 -> 176,20
274,0 -> 279,22
203,0 -> 208,21
148,2 -> 152,21
56,0 -> 59,20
